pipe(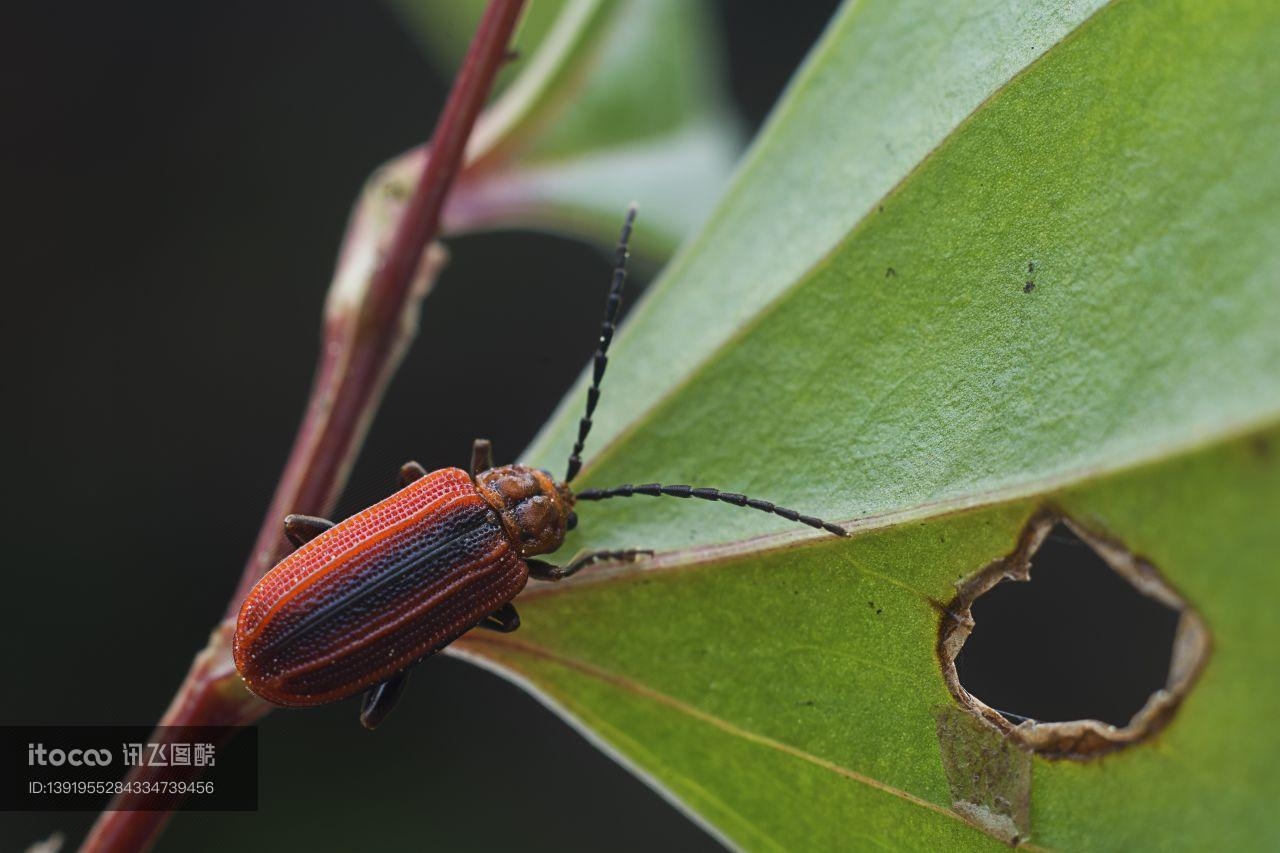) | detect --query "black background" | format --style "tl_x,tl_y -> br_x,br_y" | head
2,2 -> 836,850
